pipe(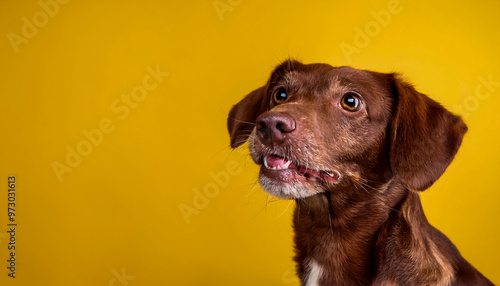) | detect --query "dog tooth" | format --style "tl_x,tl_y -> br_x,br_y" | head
282,160 -> 292,169
263,159 -> 268,168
